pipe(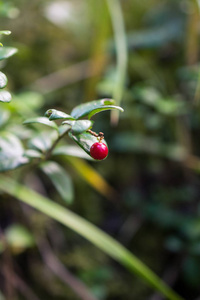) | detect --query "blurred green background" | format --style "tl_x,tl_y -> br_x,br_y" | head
1,0 -> 200,299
